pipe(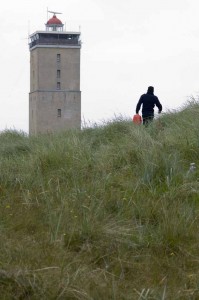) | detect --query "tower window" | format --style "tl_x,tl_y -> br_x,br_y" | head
57,54 -> 61,62
57,82 -> 61,90
57,70 -> 61,78
57,109 -> 61,117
